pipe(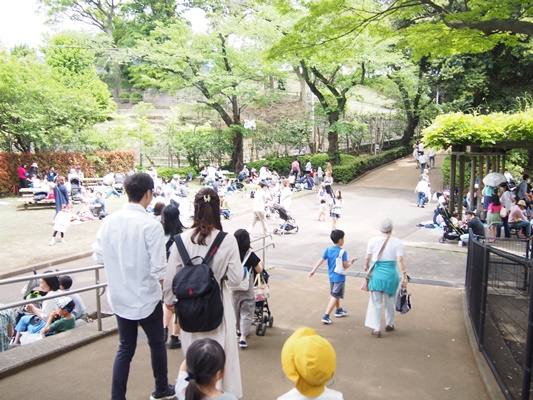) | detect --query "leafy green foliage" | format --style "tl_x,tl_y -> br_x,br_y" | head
0,48 -> 115,153
423,108 -> 533,150
246,146 -> 410,183
156,166 -> 197,180
0,150 -> 134,196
